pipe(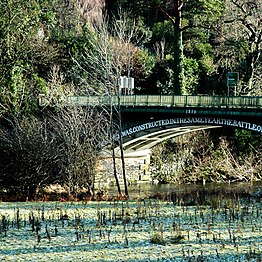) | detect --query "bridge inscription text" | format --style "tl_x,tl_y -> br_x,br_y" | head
121,117 -> 262,137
